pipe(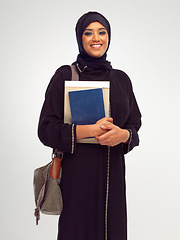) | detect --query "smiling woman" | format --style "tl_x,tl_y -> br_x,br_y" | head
82,22 -> 109,58
38,11 -> 141,240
